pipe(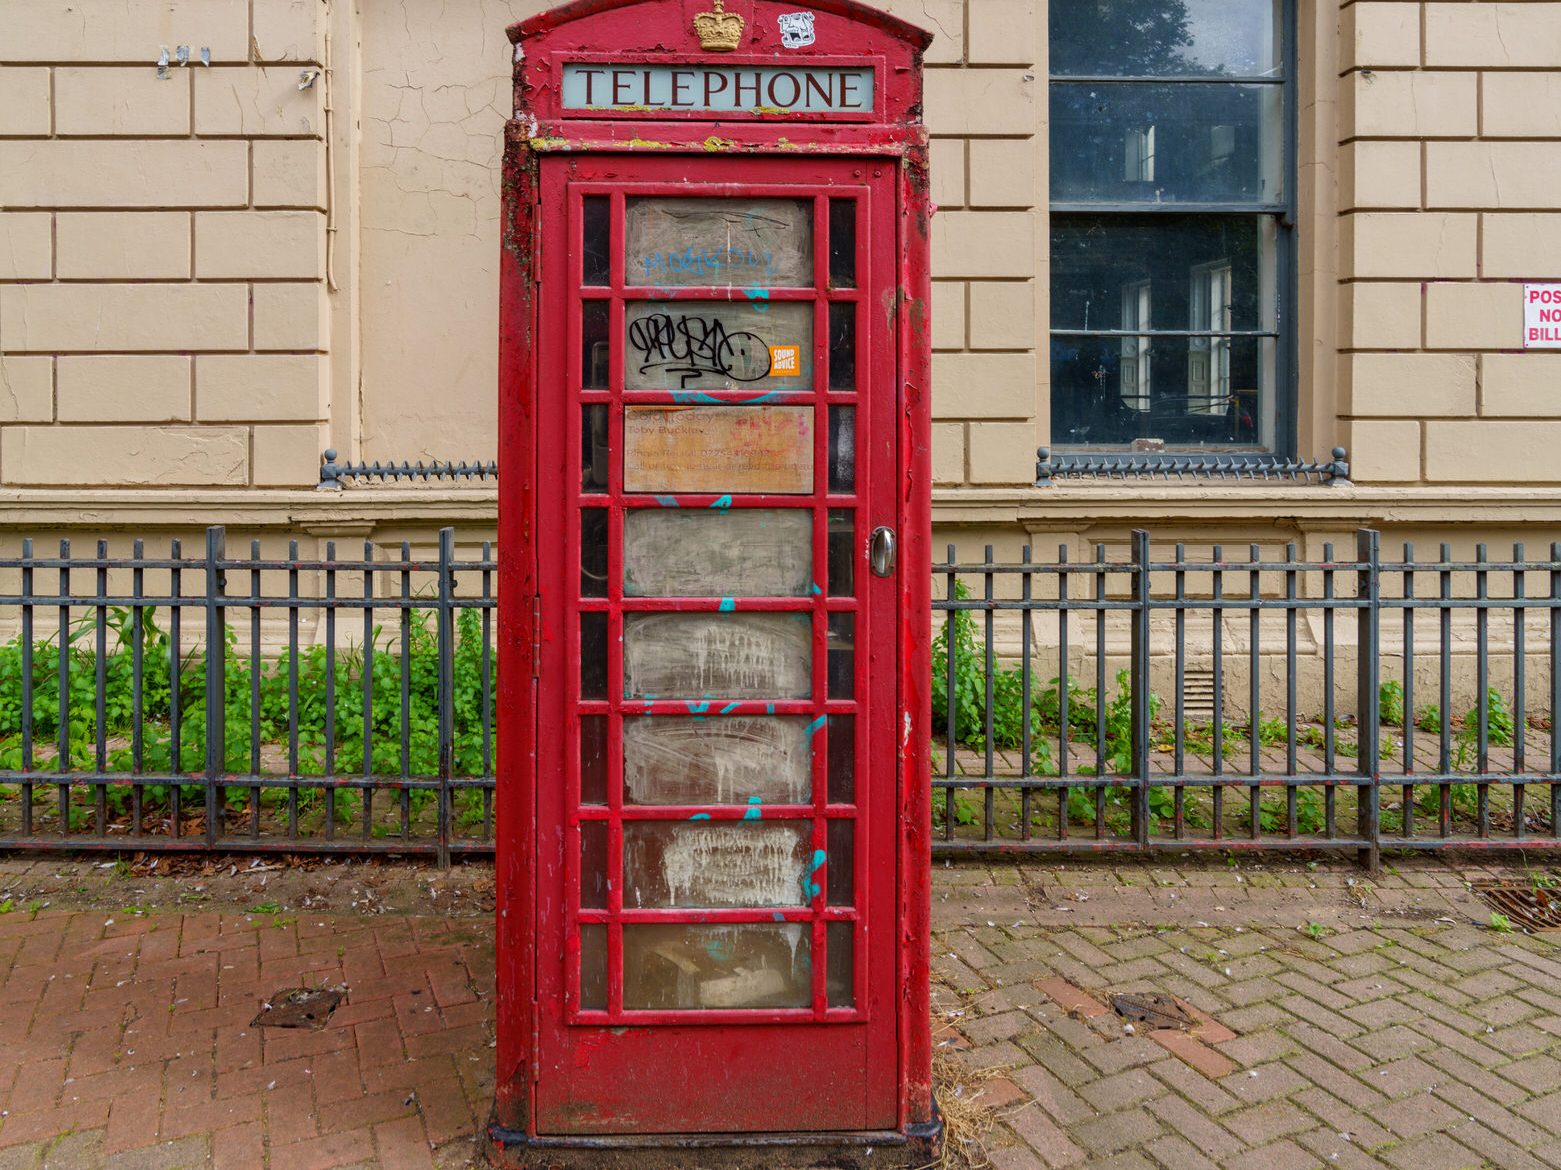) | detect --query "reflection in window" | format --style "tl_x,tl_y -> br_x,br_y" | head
1119,280 -> 1151,411
1049,0 -> 1289,454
